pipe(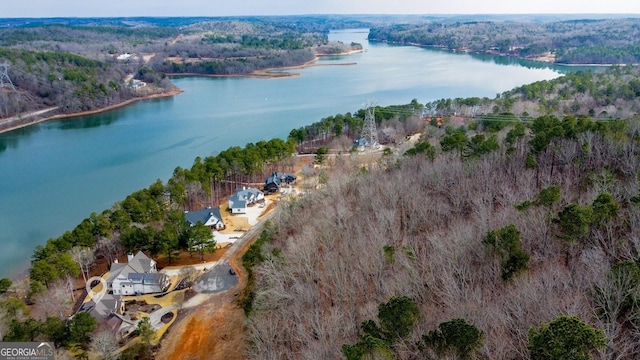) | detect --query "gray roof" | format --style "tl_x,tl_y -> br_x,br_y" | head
229,195 -> 247,209
127,273 -> 144,283
142,273 -> 167,285
79,293 -> 122,319
130,251 -> 154,273
266,172 -> 296,184
185,207 -> 222,226
229,187 -> 262,209
106,251 -> 155,284
265,175 -> 281,186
